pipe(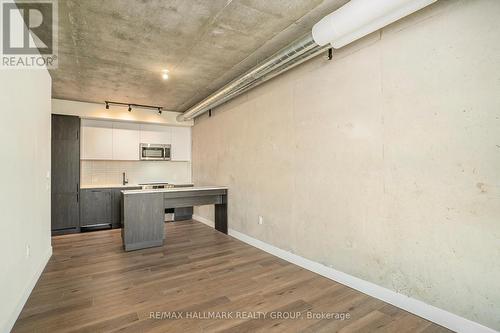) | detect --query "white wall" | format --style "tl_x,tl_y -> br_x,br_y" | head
0,64 -> 52,331
192,0 -> 500,331
52,98 -> 193,127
